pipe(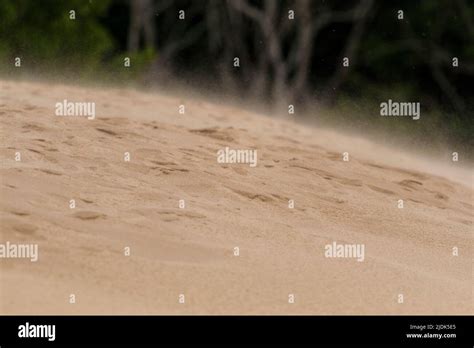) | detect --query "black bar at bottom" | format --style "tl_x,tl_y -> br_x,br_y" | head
0,315 -> 472,346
